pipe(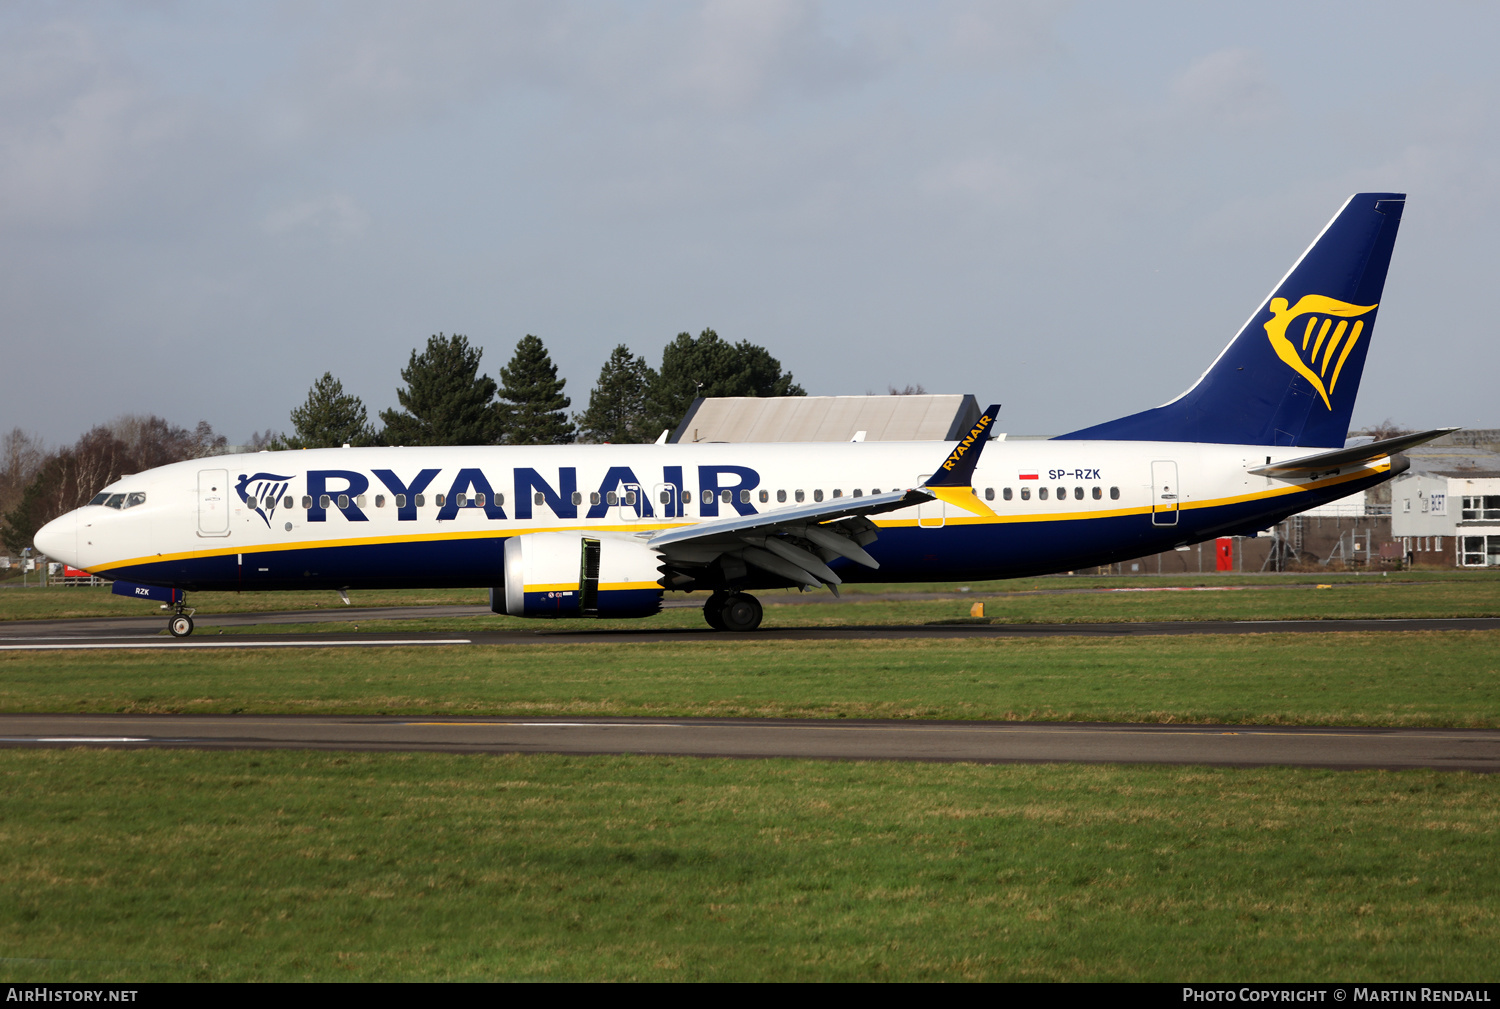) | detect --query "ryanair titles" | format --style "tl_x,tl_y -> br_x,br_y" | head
247,465 -> 766,523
